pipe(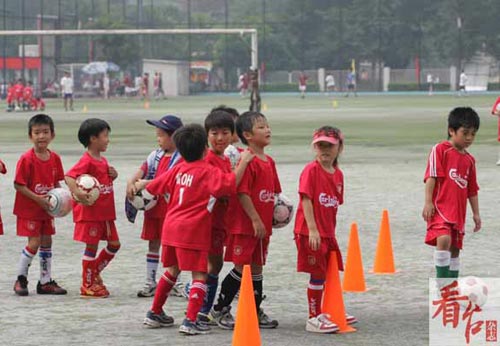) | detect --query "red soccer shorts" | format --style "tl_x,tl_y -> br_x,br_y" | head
295,234 -> 343,277
17,218 -> 55,237
141,217 -> 164,241
0,213 -> 3,235
209,227 -> 226,256
161,245 -> 208,272
224,234 -> 270,266
425,222 -> 463,249
74,221 -> 120,245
